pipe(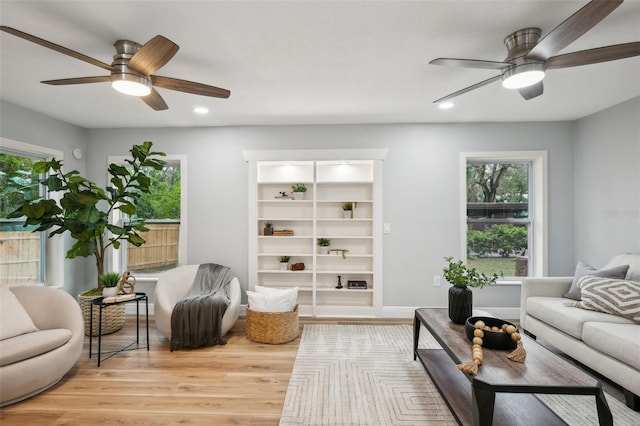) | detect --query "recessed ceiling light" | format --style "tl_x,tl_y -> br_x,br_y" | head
193,107 -> 209,114
438,102 -> 454,110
